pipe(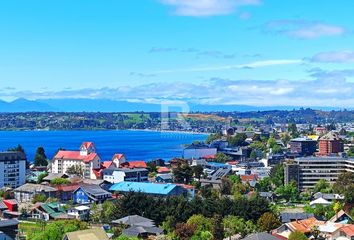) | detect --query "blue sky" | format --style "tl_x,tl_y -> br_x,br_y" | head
0,0 -> 354,107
